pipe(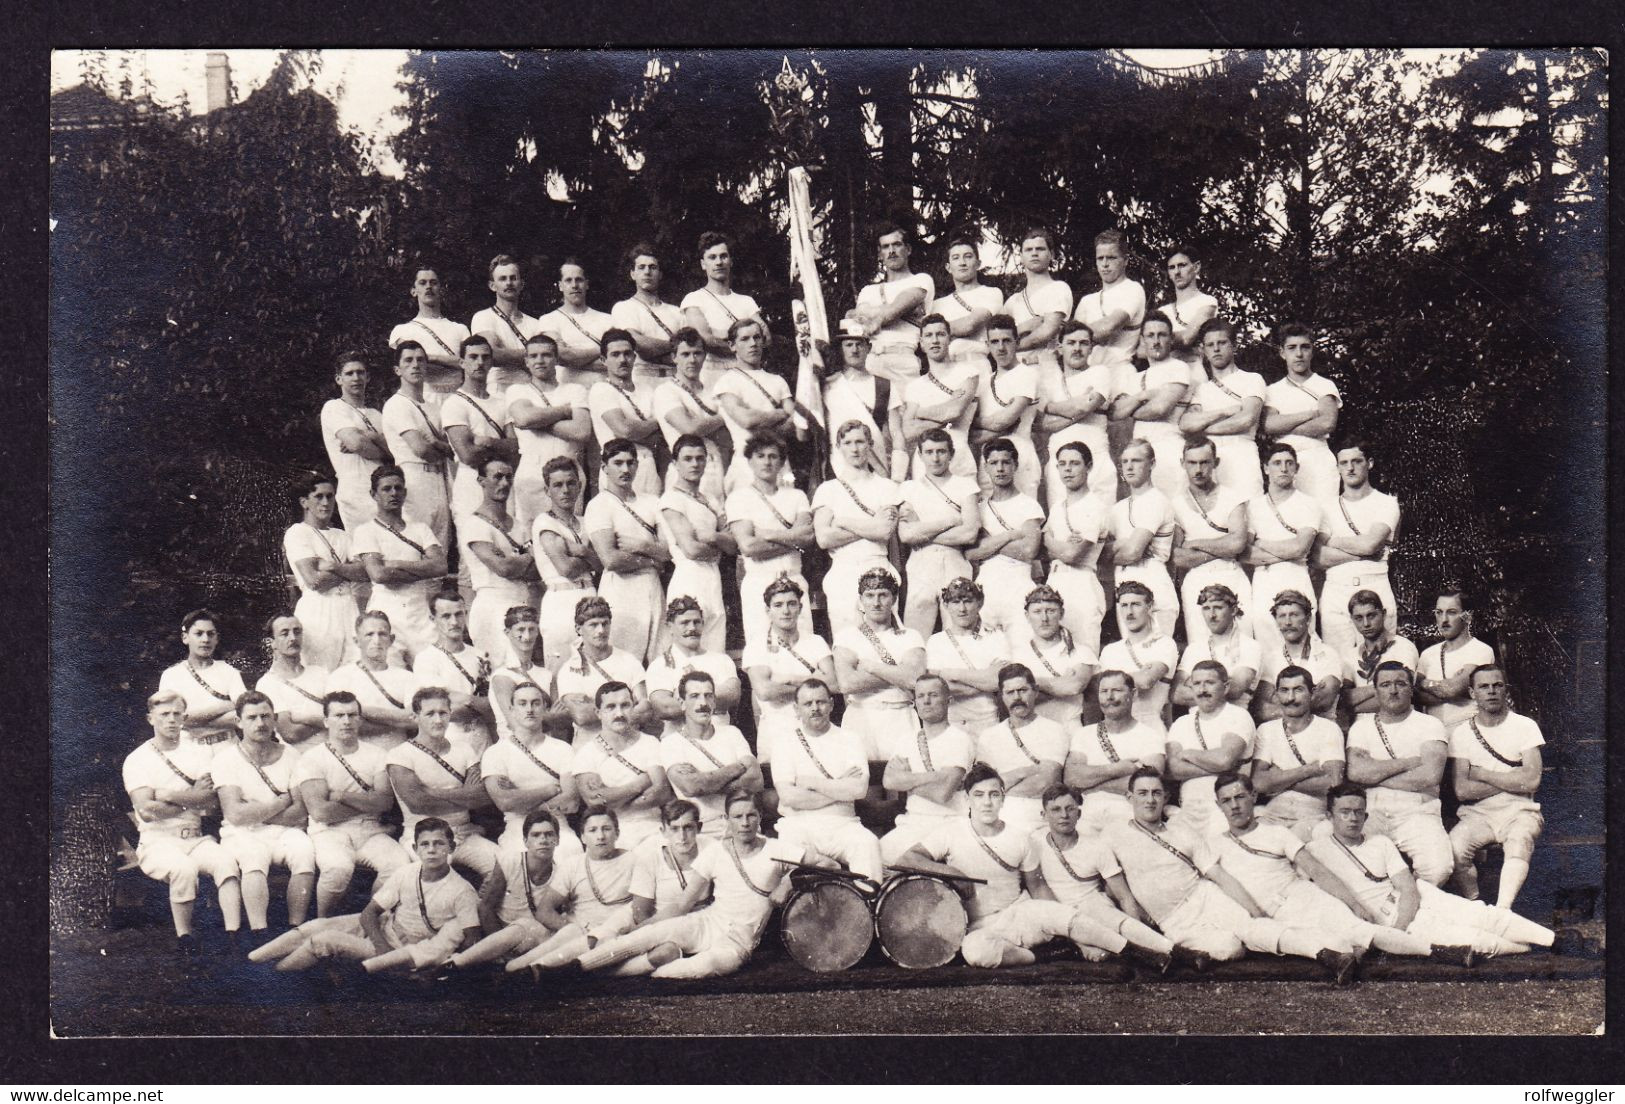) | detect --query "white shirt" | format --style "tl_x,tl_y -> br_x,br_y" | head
387,739 -> 481,837
1265,373 -> 1341,453
326,663 -> 419,728
726,483 -> 810,580
976,361 -> 1040,438
1158,292 -> 1219,362
552,649 -> 646,718
492,848 -> 572,926
1040,361 -> 1117,451
1179,630 -> 1263,685
480,734 -> 575,843
1005,281 -> 1074,351
1346,710 -> 1448,803
823,370 -> 903,459
459,513 -> 532,595
1098,634 -> 1178,727
284,523 -> 356,601
742,632 -> 832,744
1102,816 -> 1215,923
556,850 -> 637,929
1167,703 -> 1257,817
610,297 -> 684,370
933,284 -> 1005,358
1171,485 -> 1248,551
1189,370 -> 1267,438
1320,489 -> 1401,581
412,644 -> 493,748
977,492 -> 1044,573
1448,711 -> 1543,813
530,509 -> 593,590
583,491 -> 663,576
211,743 -> 305,835
1045,492 -> 1109,572
1304,834 -> 1407,922
915,817 -> 1037,922
320,399 -> 385,496
660,724 -> 754,825
652,379 -> 723,450
1033,832 -> 1120,910
157,660 -> 247,743
1344,634 -> 1422,687
1111,489 -> 1176,567
440,389 -> 510,486
857,272 -> 935,349
812,474 -> 903,566
569,733 -> 665,837
588,380 -> 657,449
689,835 -> 802,944
371,861 -> 479,953
537,307 -> 613,366
256,665 -> 330,727
714,366 -> 791,455
1067,719 -> 1167,778
645,647 -> 738,726
1255,716 -> 1346,818
630,837 -> 718,909
1247,490 -> 1322,565
1211,823 -> 1306,913
351,519 -> 440,613
833,623 -> 925,712
123,740 -> 215,838
975,717 -> 1068,807
381,393 -> 445,468
469,307 -> 542,356
680,288 -> 760,350
900,474 -> 978,553
290,740 -> 392,833
1075,279 -> 1147,364
507,379 -> 588,467
1418,637 -> 1496,729
391,317 -> 473,363
773,723 -> 868,821
890,724 -> 974,818
926,629 -> 1008,704
904,362 -> 981,465
1257,634 -> 1349,714
1130,357 -> 1194,440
